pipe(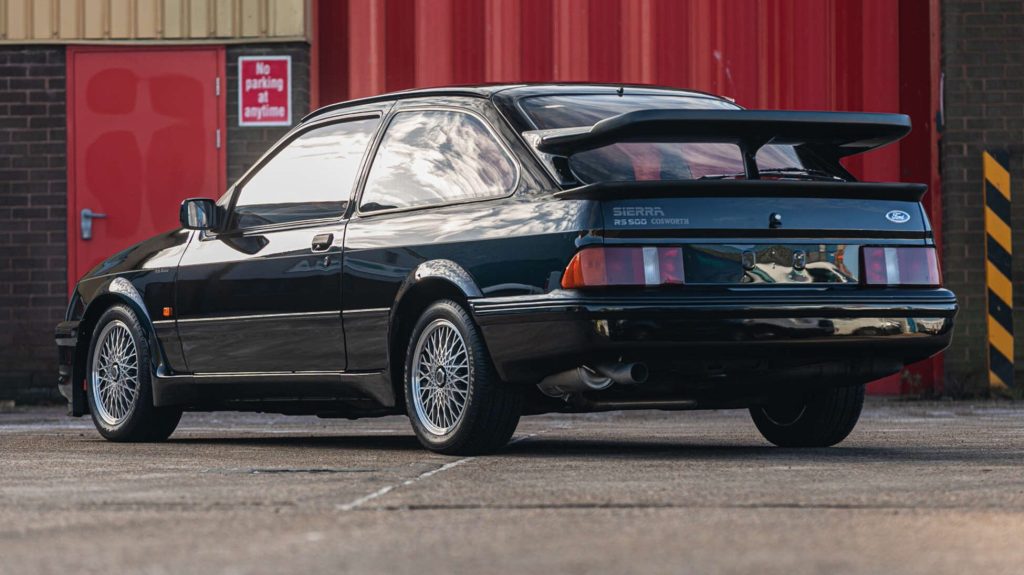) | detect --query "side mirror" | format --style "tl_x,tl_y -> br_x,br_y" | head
179,198 -> 220,231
